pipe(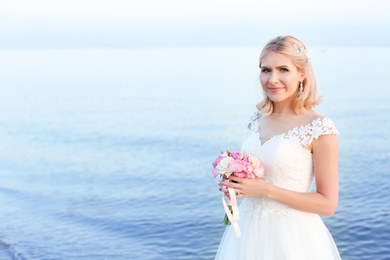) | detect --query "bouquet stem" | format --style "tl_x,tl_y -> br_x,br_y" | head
223,205 -> 233,225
